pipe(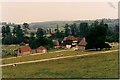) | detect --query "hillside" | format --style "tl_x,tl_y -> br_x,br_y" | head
1,19 -> 118,32
29,20 -> 68,29
29,19 -> 118,30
